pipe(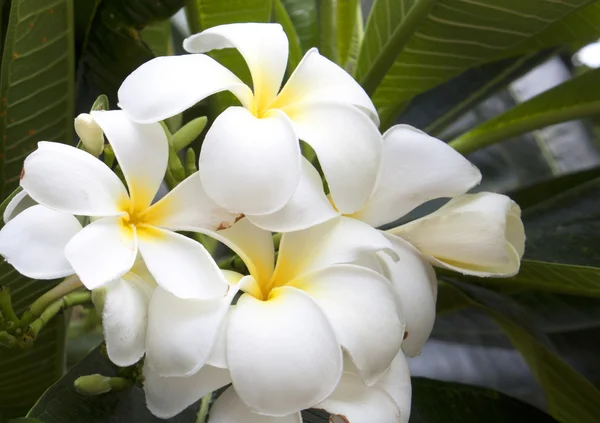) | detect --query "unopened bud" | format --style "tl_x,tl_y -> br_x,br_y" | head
74,374 -> 131,395
74,113 -> 104,157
